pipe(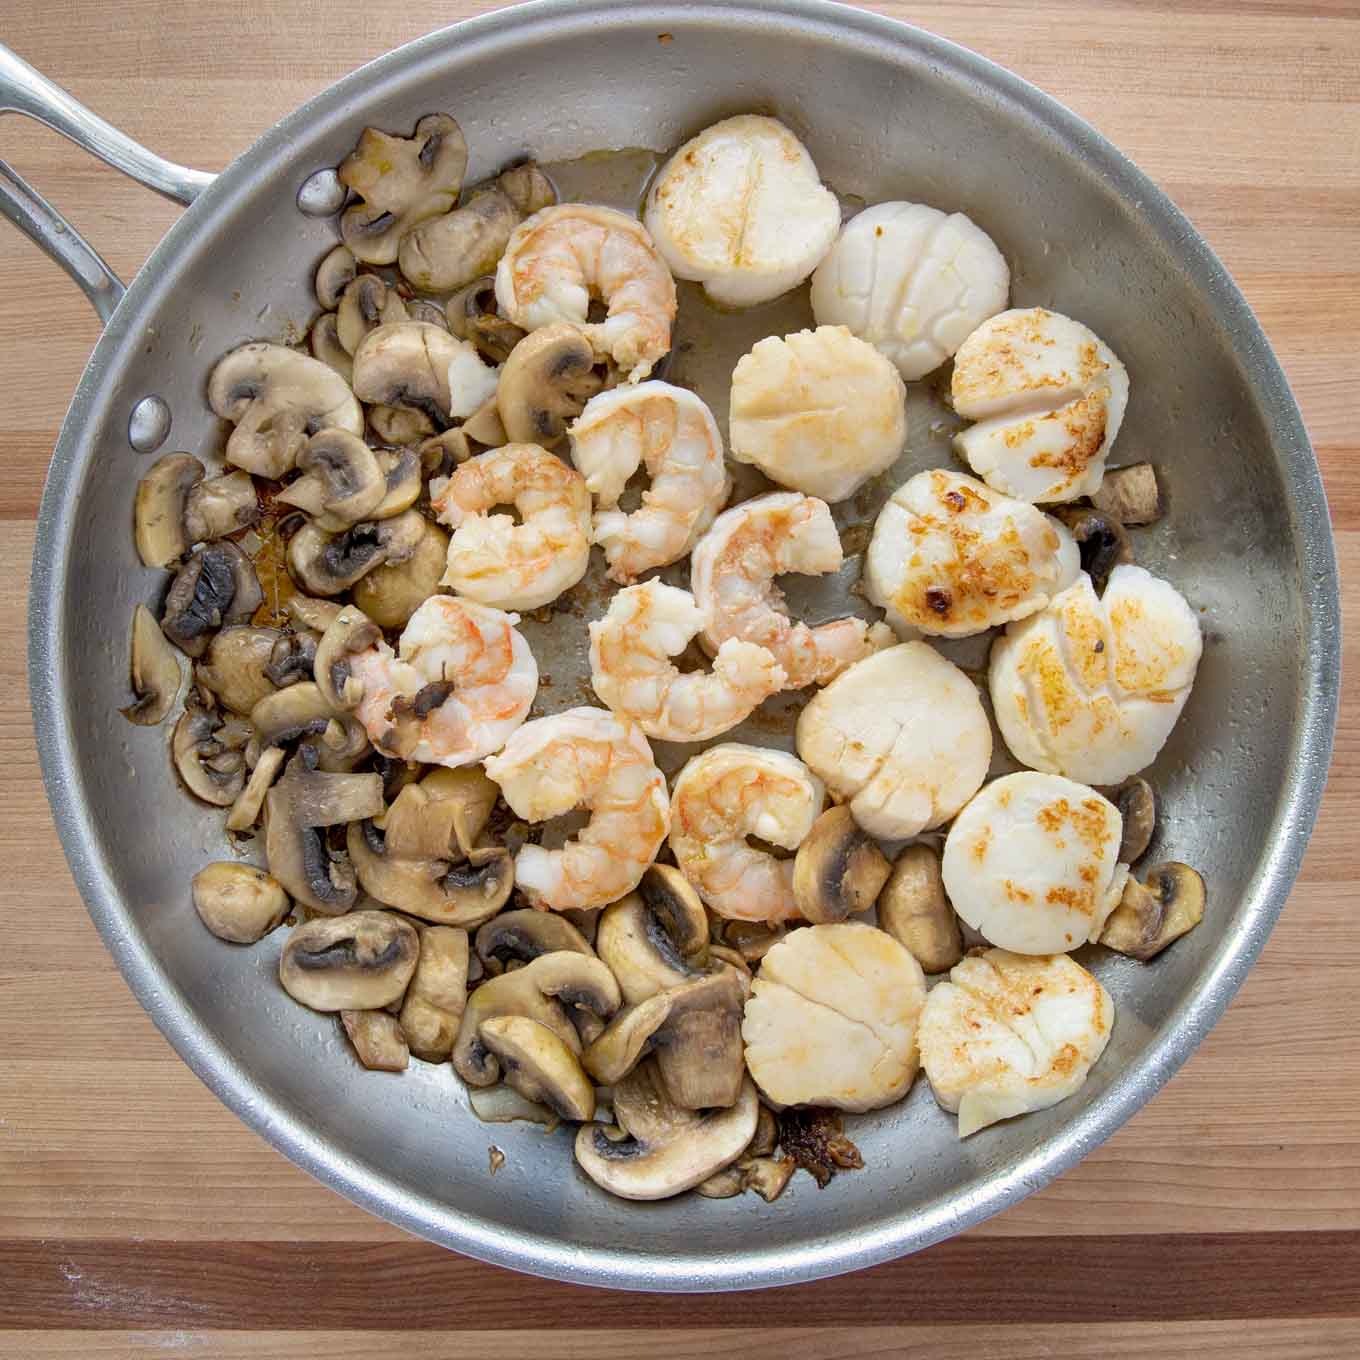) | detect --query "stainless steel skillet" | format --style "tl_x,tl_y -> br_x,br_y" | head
10,0 -> 1339,1292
